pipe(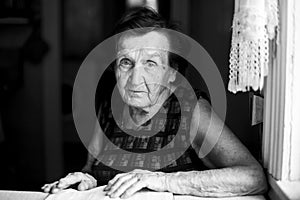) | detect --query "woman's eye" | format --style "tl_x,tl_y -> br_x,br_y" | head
146,60 -> 157,68
119,58 -> 133,69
